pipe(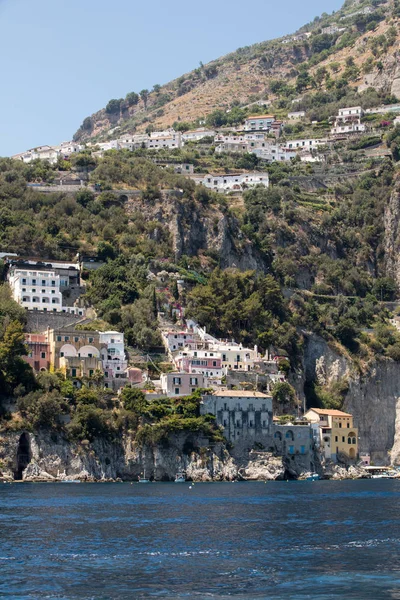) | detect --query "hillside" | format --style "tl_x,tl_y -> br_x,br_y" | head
74,0 -> 400,143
